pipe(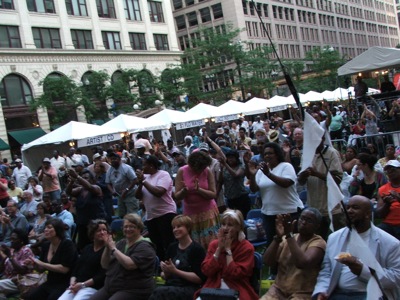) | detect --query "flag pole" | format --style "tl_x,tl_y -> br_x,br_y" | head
251,0 -> 303,120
